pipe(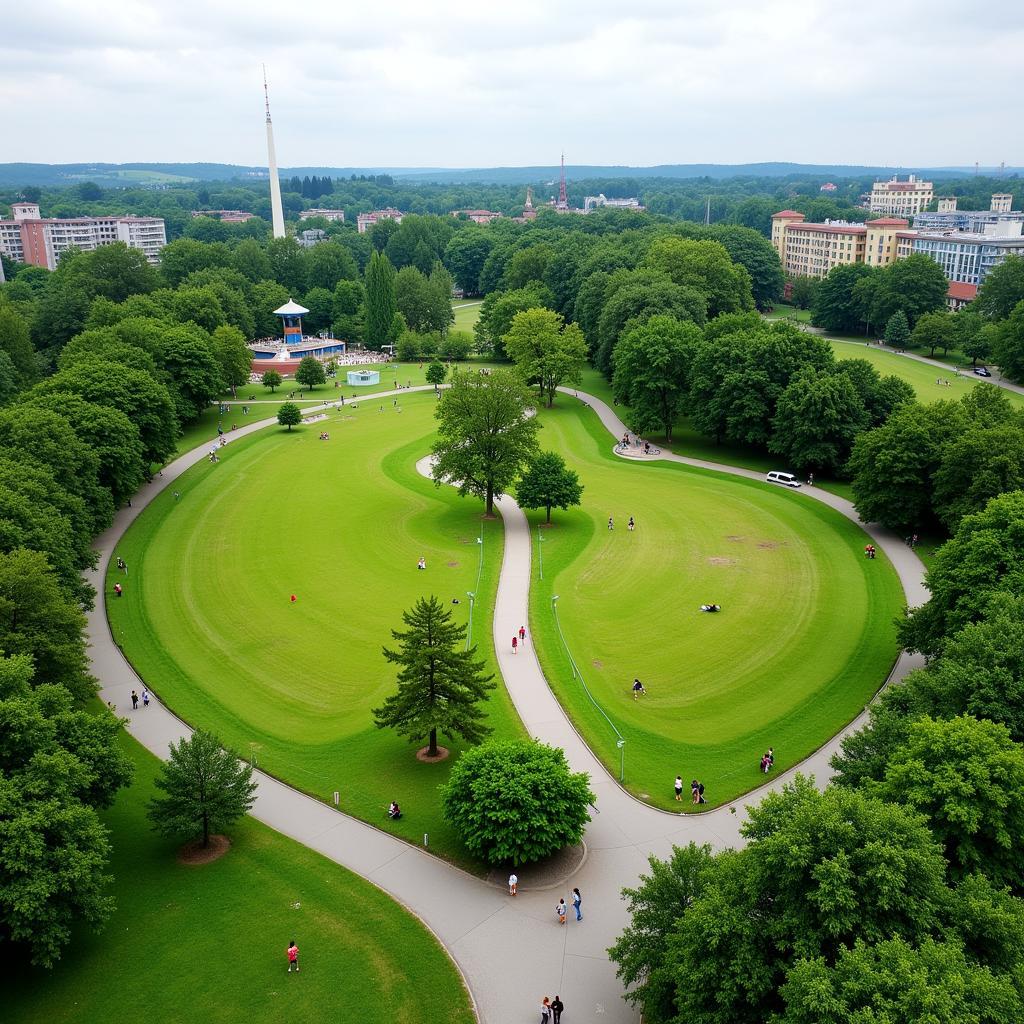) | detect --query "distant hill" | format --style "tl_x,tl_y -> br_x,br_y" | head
0,161 -> 1020,188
